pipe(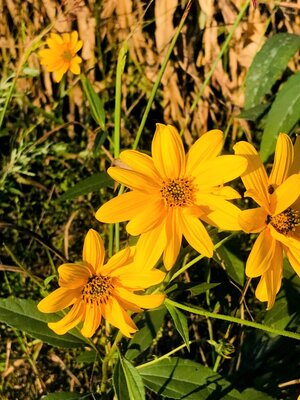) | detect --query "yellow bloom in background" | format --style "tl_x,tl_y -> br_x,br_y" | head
234,134 -> 300,309
96,124 -> 247,270
38,229 -> 165,338
38,31 -> 83,82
